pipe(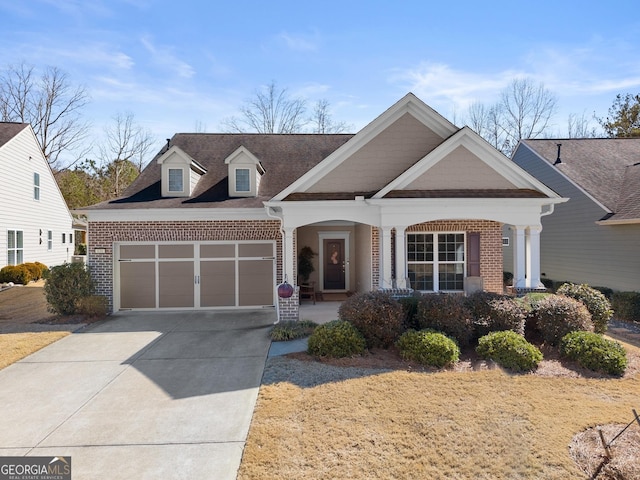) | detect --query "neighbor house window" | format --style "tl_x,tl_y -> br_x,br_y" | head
47,230 -> 52,251
62,233 -> 66,243
235,168 -> 250,192
407,233 -> 465,291
7,230 -> 23,265
34,172 -> 40,200
168,168 -> 184,192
